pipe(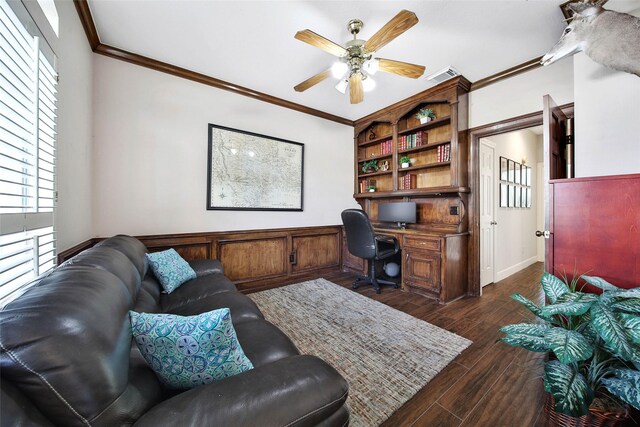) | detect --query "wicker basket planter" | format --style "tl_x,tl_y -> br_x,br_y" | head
545,393 -> 630,427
